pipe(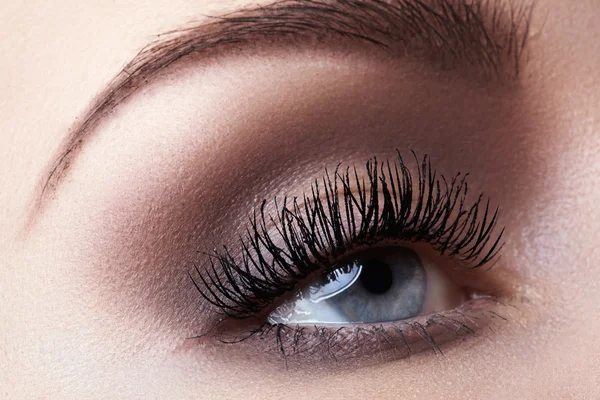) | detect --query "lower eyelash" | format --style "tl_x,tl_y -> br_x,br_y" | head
206,296 -> 510,368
